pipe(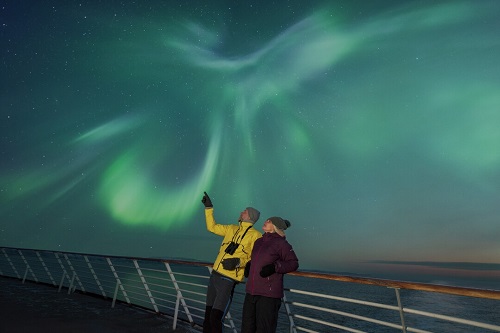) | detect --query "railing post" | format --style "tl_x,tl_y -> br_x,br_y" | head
1,248 -> 21,278
36,251 -> 56,286
18,250 -> 38,283
84,255 -> 106,297
164,262 -> 195,327
68,272 -> 77,294
112,280 -> 120,308
23,265 -> 29,283
106,257 -> 131,305
282,292 -> 297,333
173,289 -> 181,330
393,288 -> 407,333
63,254 -> 85,292
55,253 -> 71,292
58,272 -> 68,292
133,259 -> 159,312
224,311 -> 238,333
